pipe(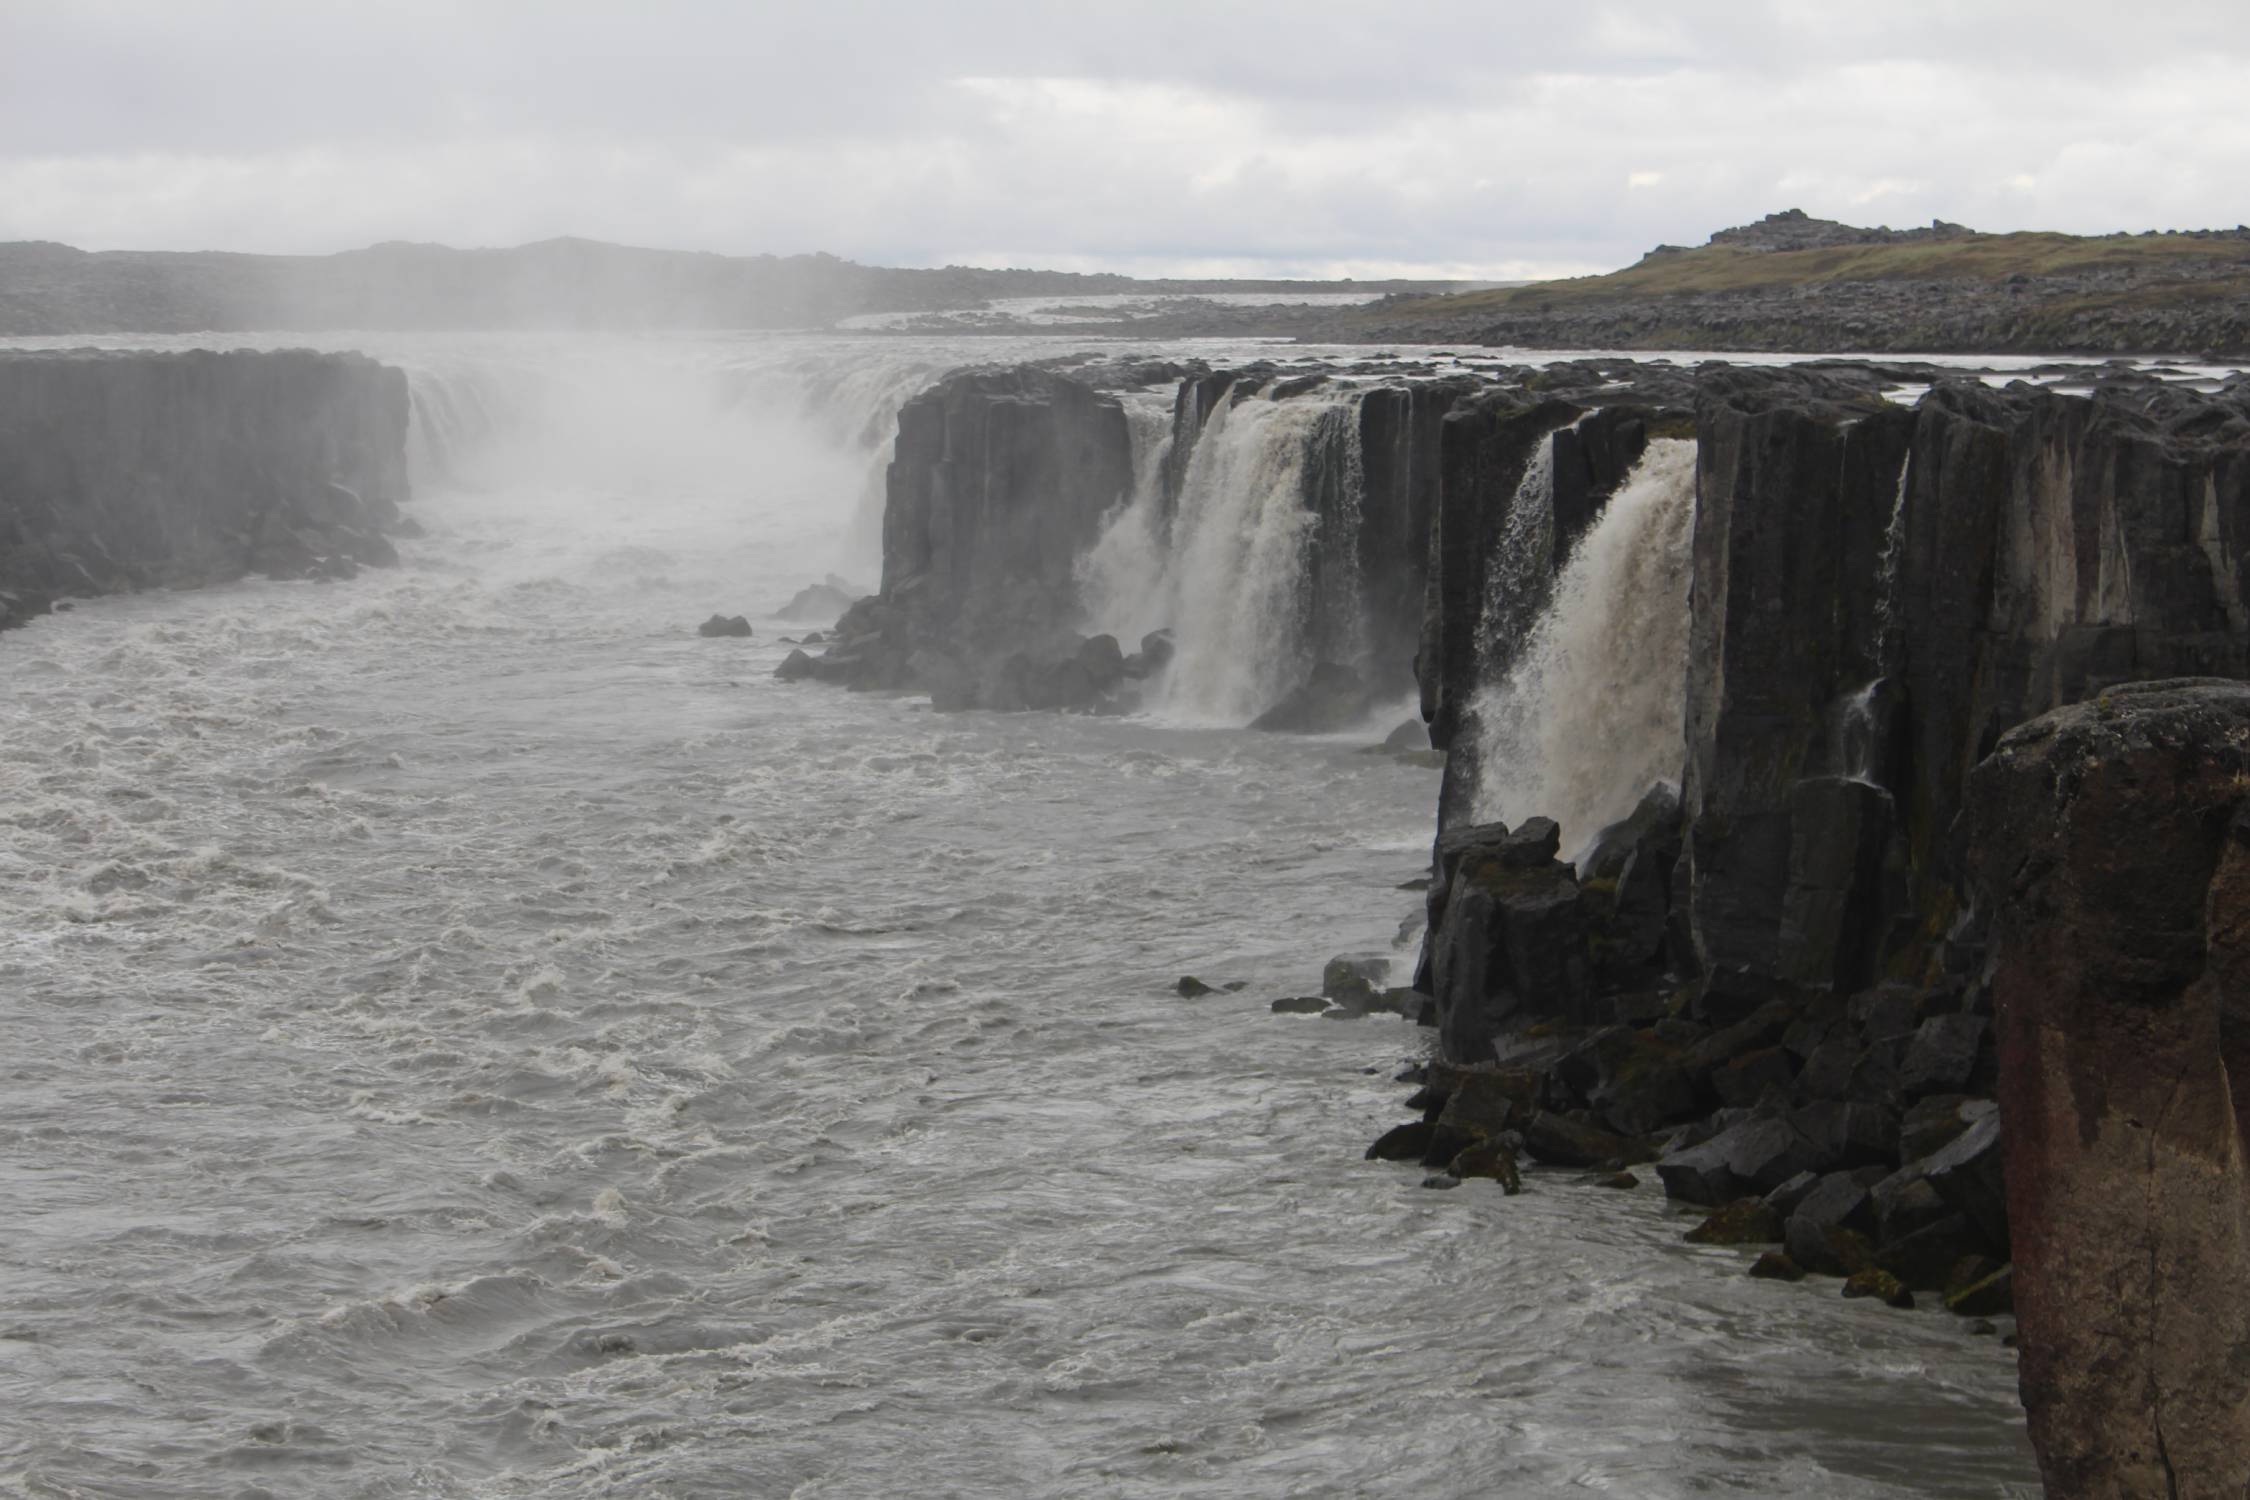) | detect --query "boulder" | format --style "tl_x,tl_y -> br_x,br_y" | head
1783,1167 -> 1887,1275
776,576 -> 860,621
774,649 -> 818,682
1684,1198 -> 1784,1245
1876,1213 -> 1988,1292
1898,1013 -> 1989,1097
1322,953 -> 1392,1009
1711,1045 -> 1796,1108
1520,1109 -> 1649,1169
1748,1251 -> 1806,1281
1497,818 -> 1563,867
1789,1099 -> 1896,1173
1655,1117 -> 1818,1206
1428,847 -> 1593,1058
1365,1121 -> 1435,1161
697,613 -> 754,638
1448,1138 -> 1523,1193
1944,1264 -> 2015,1318
1917,1109 -> 2007,1255
1869,1166 -> 1953,1244
1379,719 -> 1428,754
1897,1094 -> 1980,1162
1841,1268 -> 1915,1309
1763,1170 -> 1822,1219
